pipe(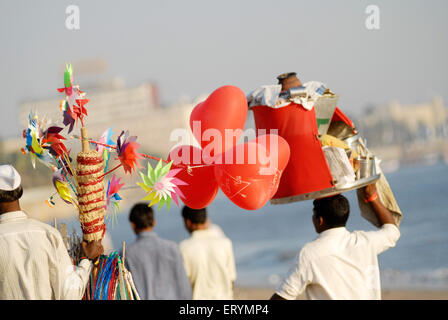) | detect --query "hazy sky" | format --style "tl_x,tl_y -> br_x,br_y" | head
1,0 -> 447,138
